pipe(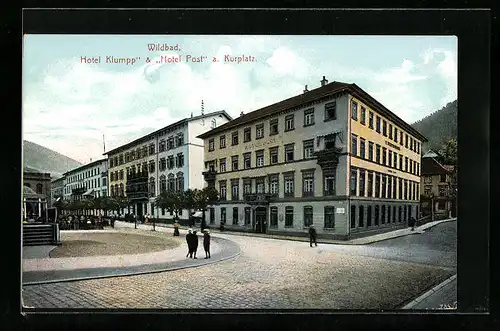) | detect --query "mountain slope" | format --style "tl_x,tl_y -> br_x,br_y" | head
411,100 -> 457,152
23,140 -> 83,179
